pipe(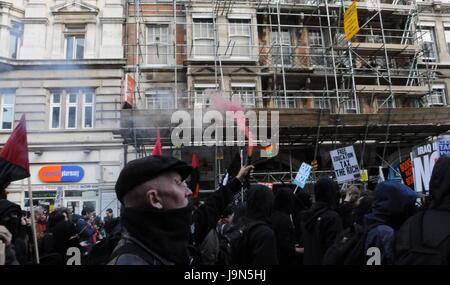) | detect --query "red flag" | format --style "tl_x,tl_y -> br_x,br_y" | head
190,153 -> 200,199
0,114 -> 30,184
152,128 -> 162,156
